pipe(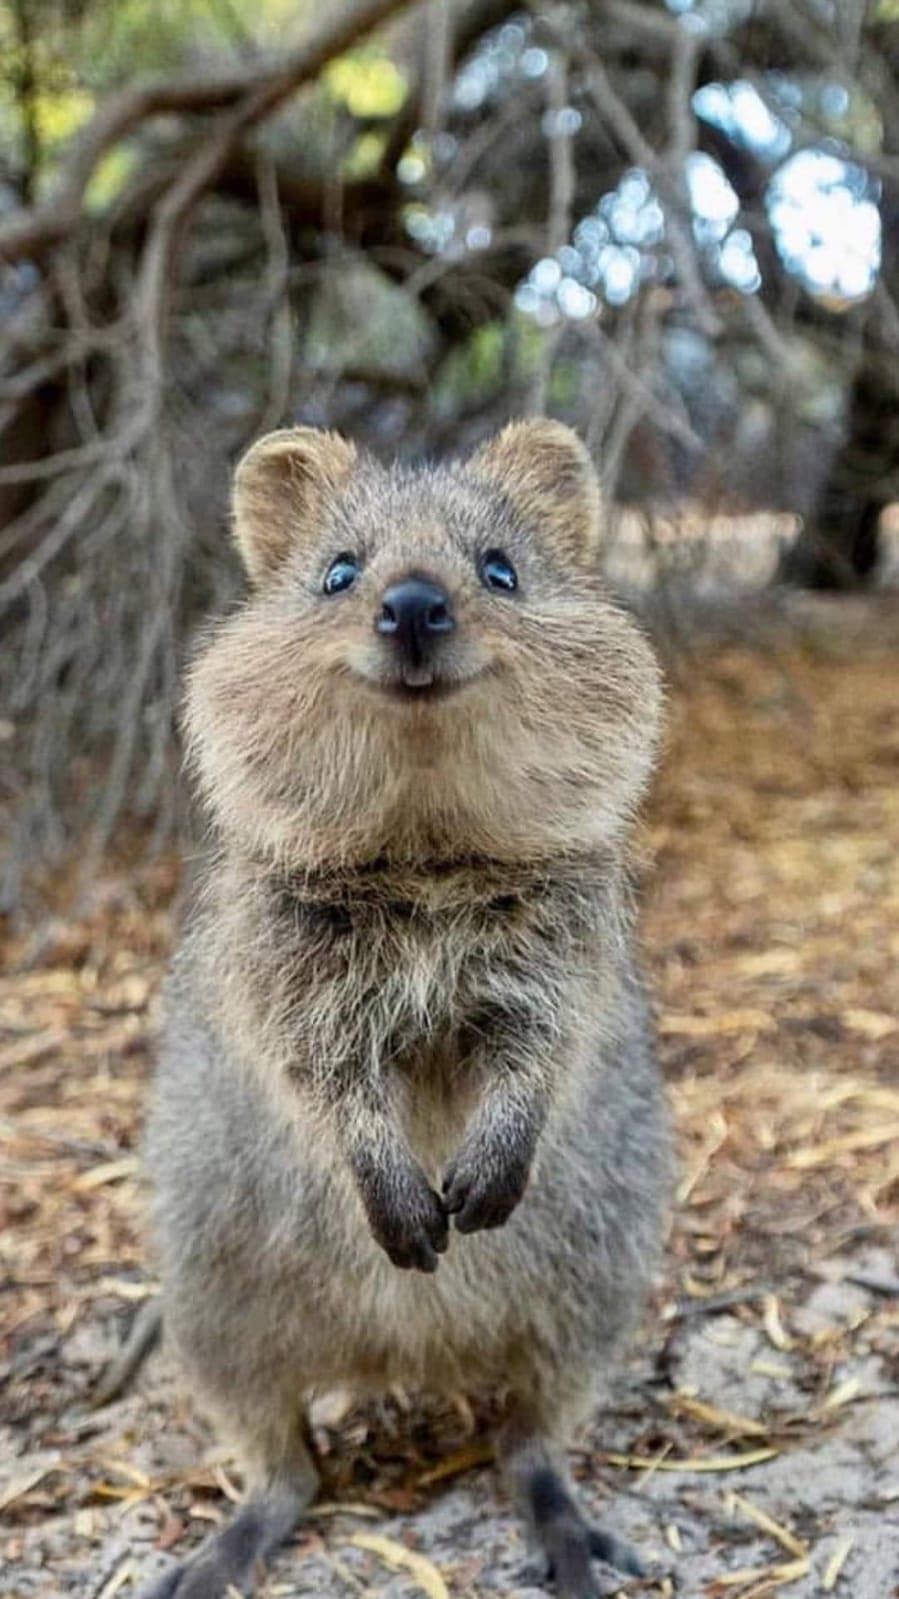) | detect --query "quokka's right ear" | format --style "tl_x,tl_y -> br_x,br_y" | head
232,427 -> 358,586
466,419 -> 602,565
